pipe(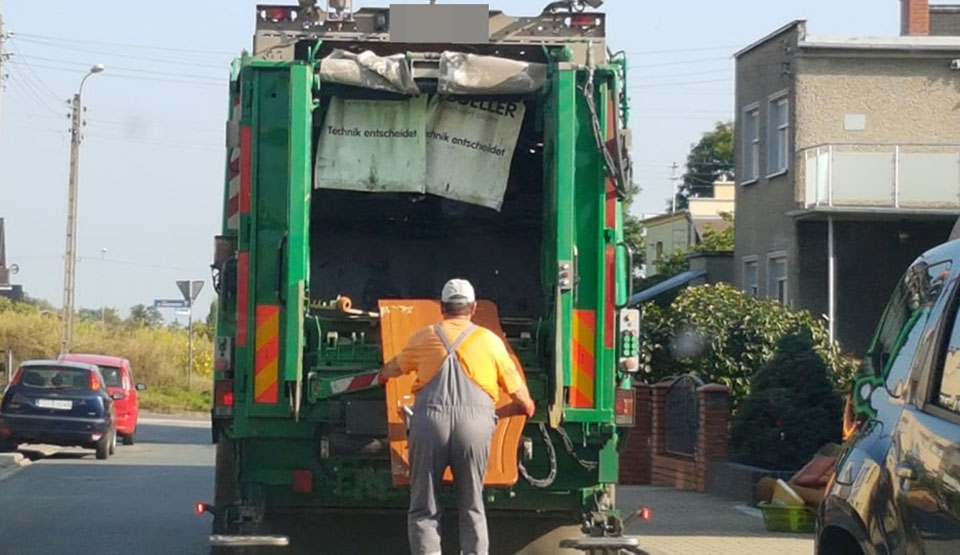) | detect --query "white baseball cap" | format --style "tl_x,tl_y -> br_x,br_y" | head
441,279 -> 476,303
